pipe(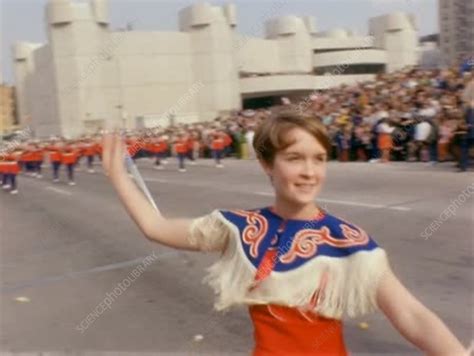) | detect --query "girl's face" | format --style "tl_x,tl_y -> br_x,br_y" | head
261,127 -> 328,208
